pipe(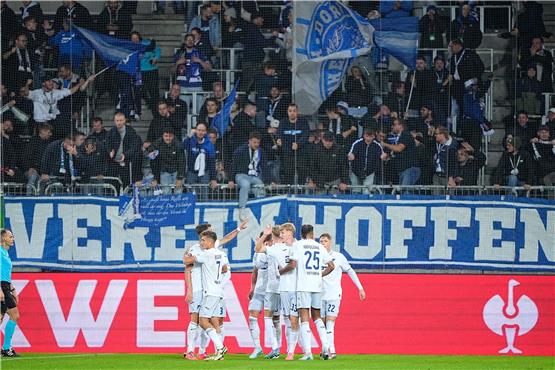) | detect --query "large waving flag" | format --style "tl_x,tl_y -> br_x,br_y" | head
73,26 -> 145,76
370,16 -> 420,70
293,1 -> 418,114
212,79 -> 239,135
